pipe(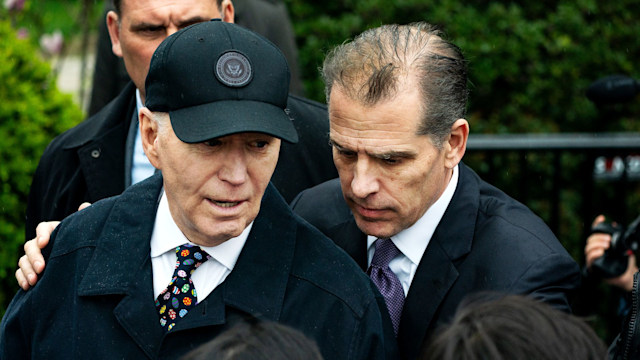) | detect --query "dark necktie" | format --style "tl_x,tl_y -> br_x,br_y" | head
155,244 -> 211,331
368,238 -> 405,336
